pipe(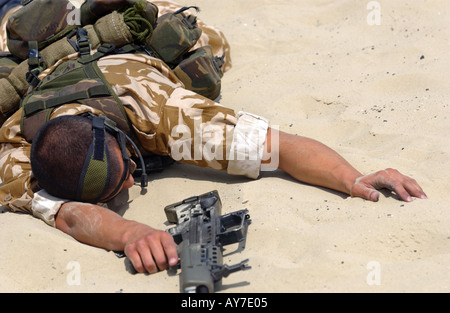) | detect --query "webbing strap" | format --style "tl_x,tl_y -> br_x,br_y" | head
91,115 -> 106,161
23,84 -> 111,116
26,41 -> 43,87
78,43 -> 116,65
